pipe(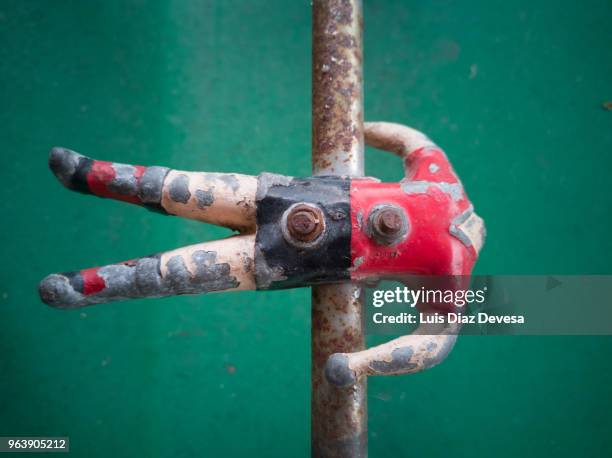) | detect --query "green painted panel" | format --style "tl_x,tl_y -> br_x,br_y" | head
1,1 -> 611,457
